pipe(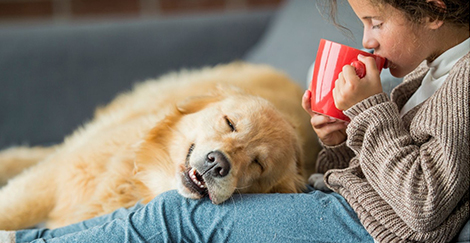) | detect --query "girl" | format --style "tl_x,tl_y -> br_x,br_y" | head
1,0 -> 468,242
303,0 -> 469,242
